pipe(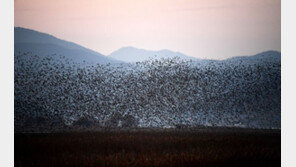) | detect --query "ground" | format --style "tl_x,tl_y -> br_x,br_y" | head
15,128 -> 280,167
